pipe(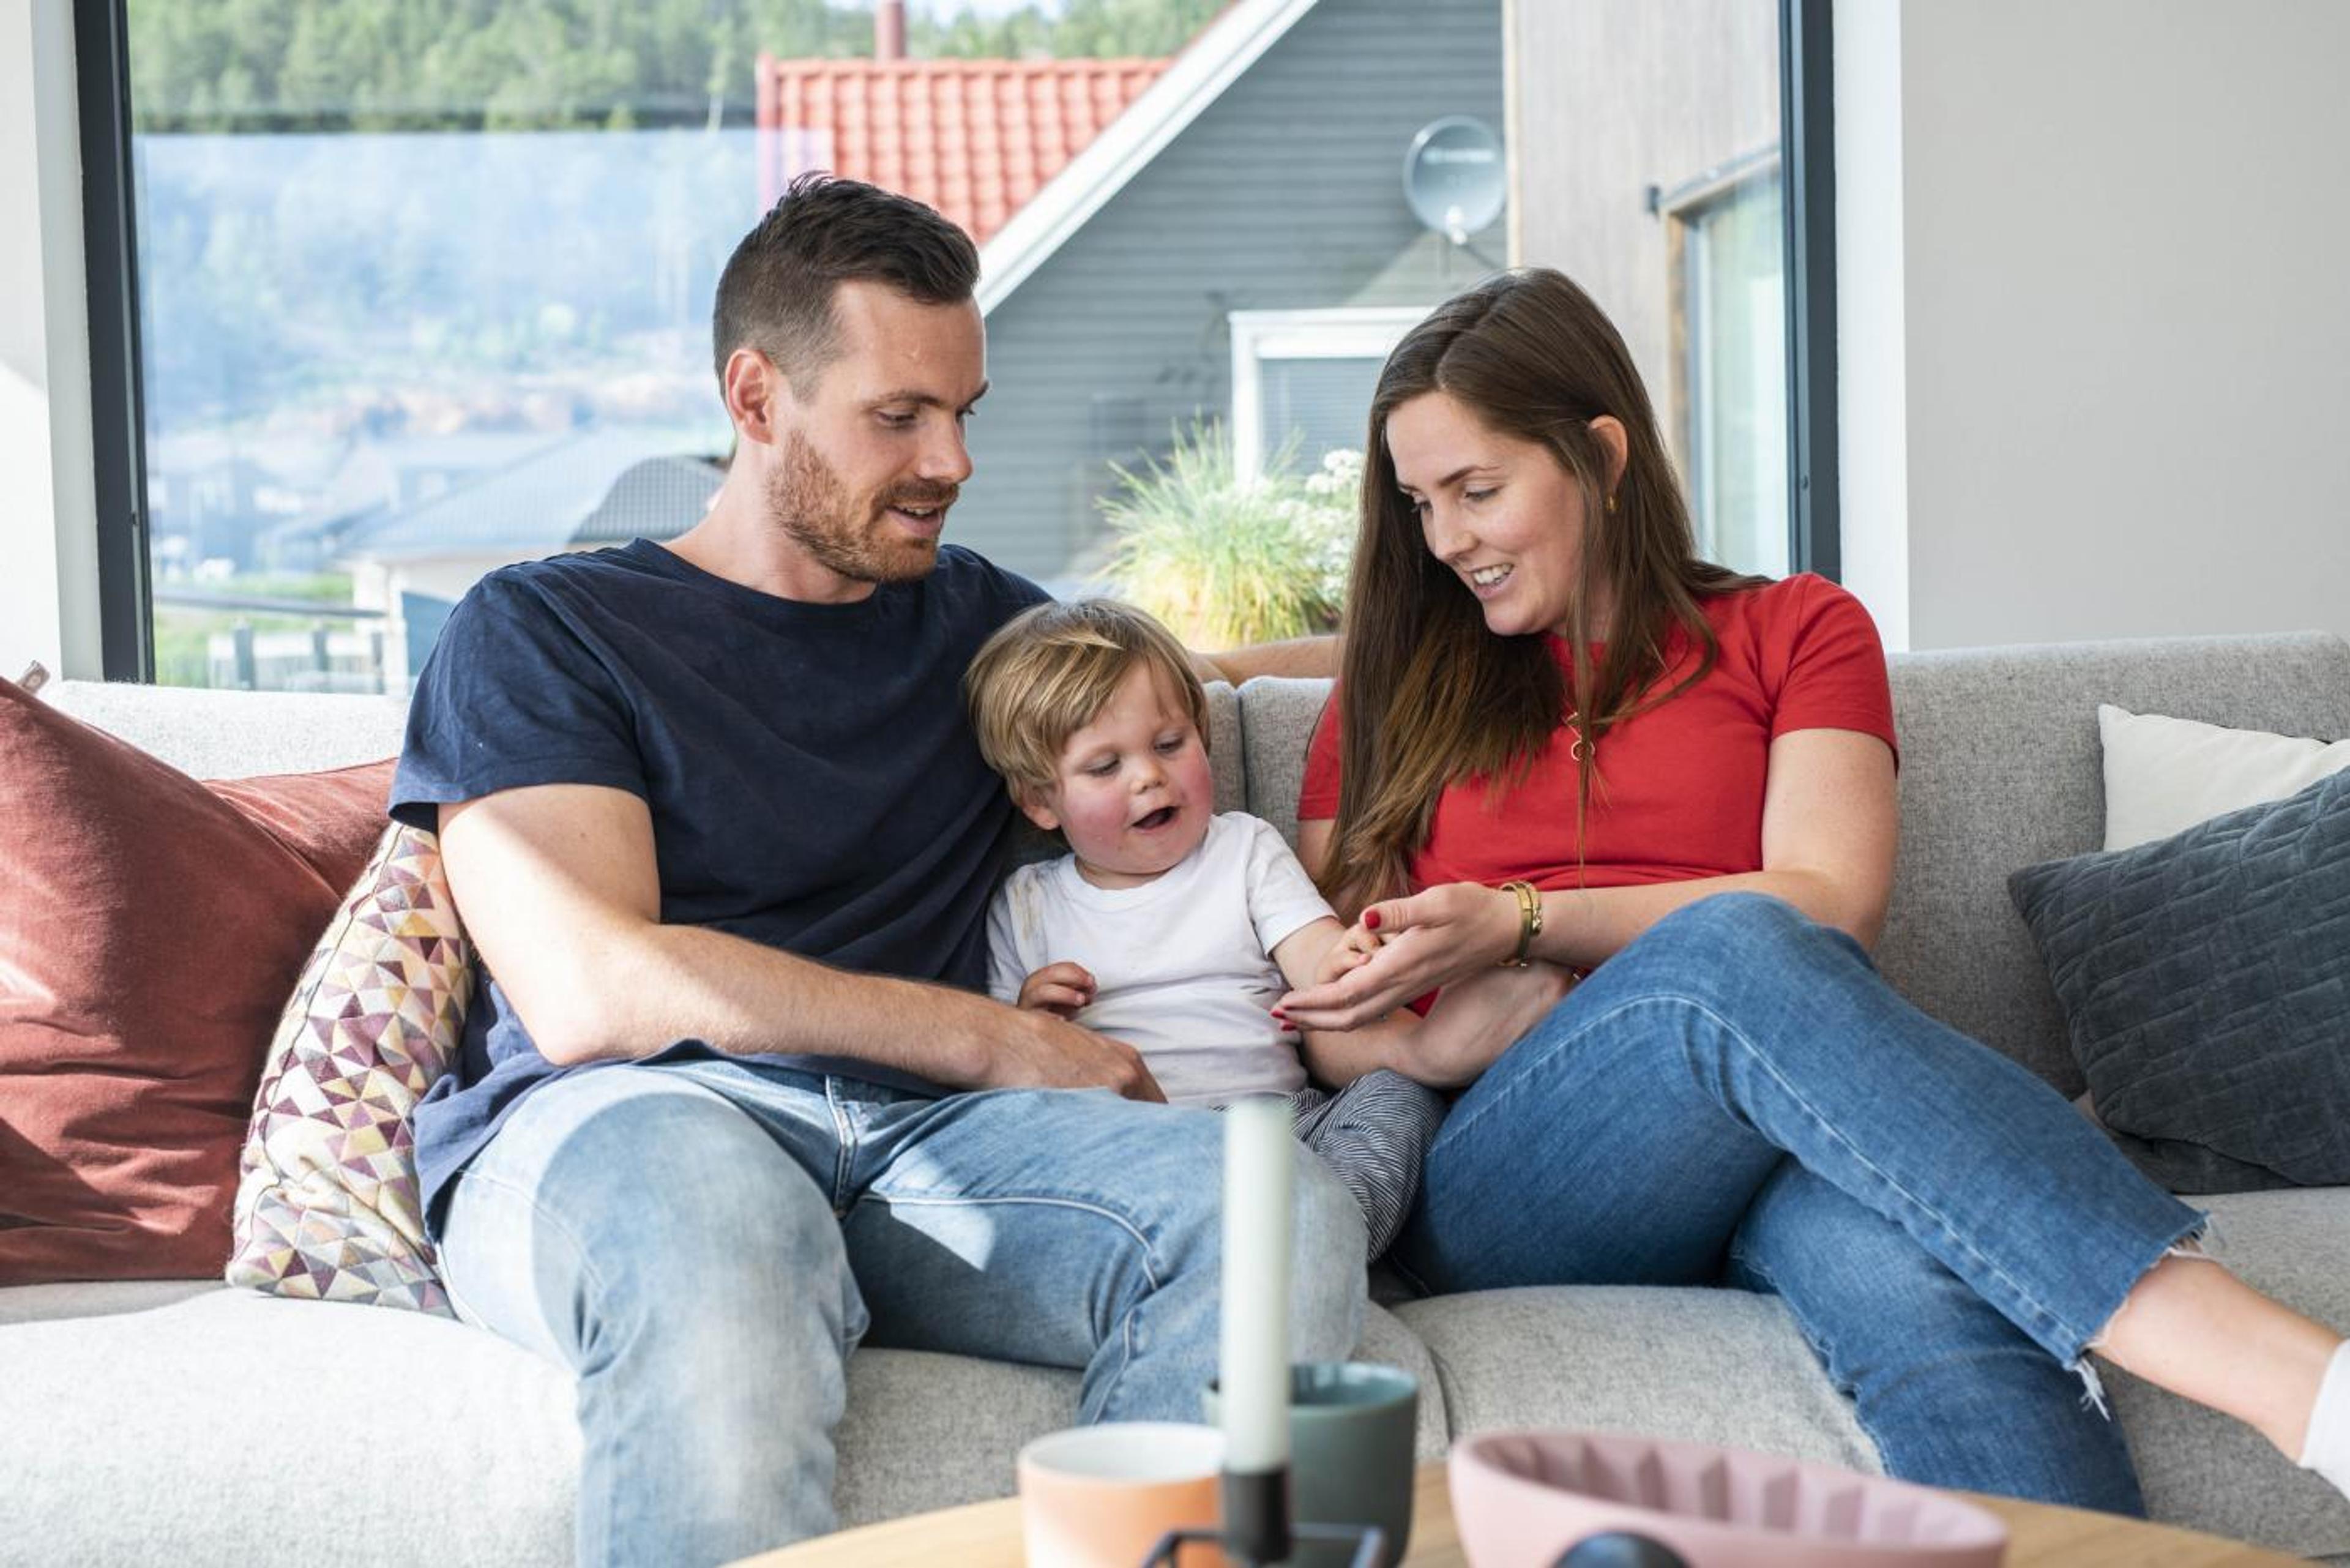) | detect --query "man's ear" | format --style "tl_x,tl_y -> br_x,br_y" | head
723,348 -> 789,446
1015,787 -> 1061,834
